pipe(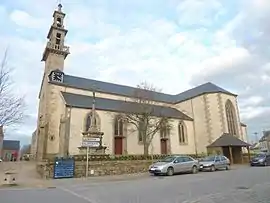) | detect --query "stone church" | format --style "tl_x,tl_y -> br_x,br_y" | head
34,4 -> 248,161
